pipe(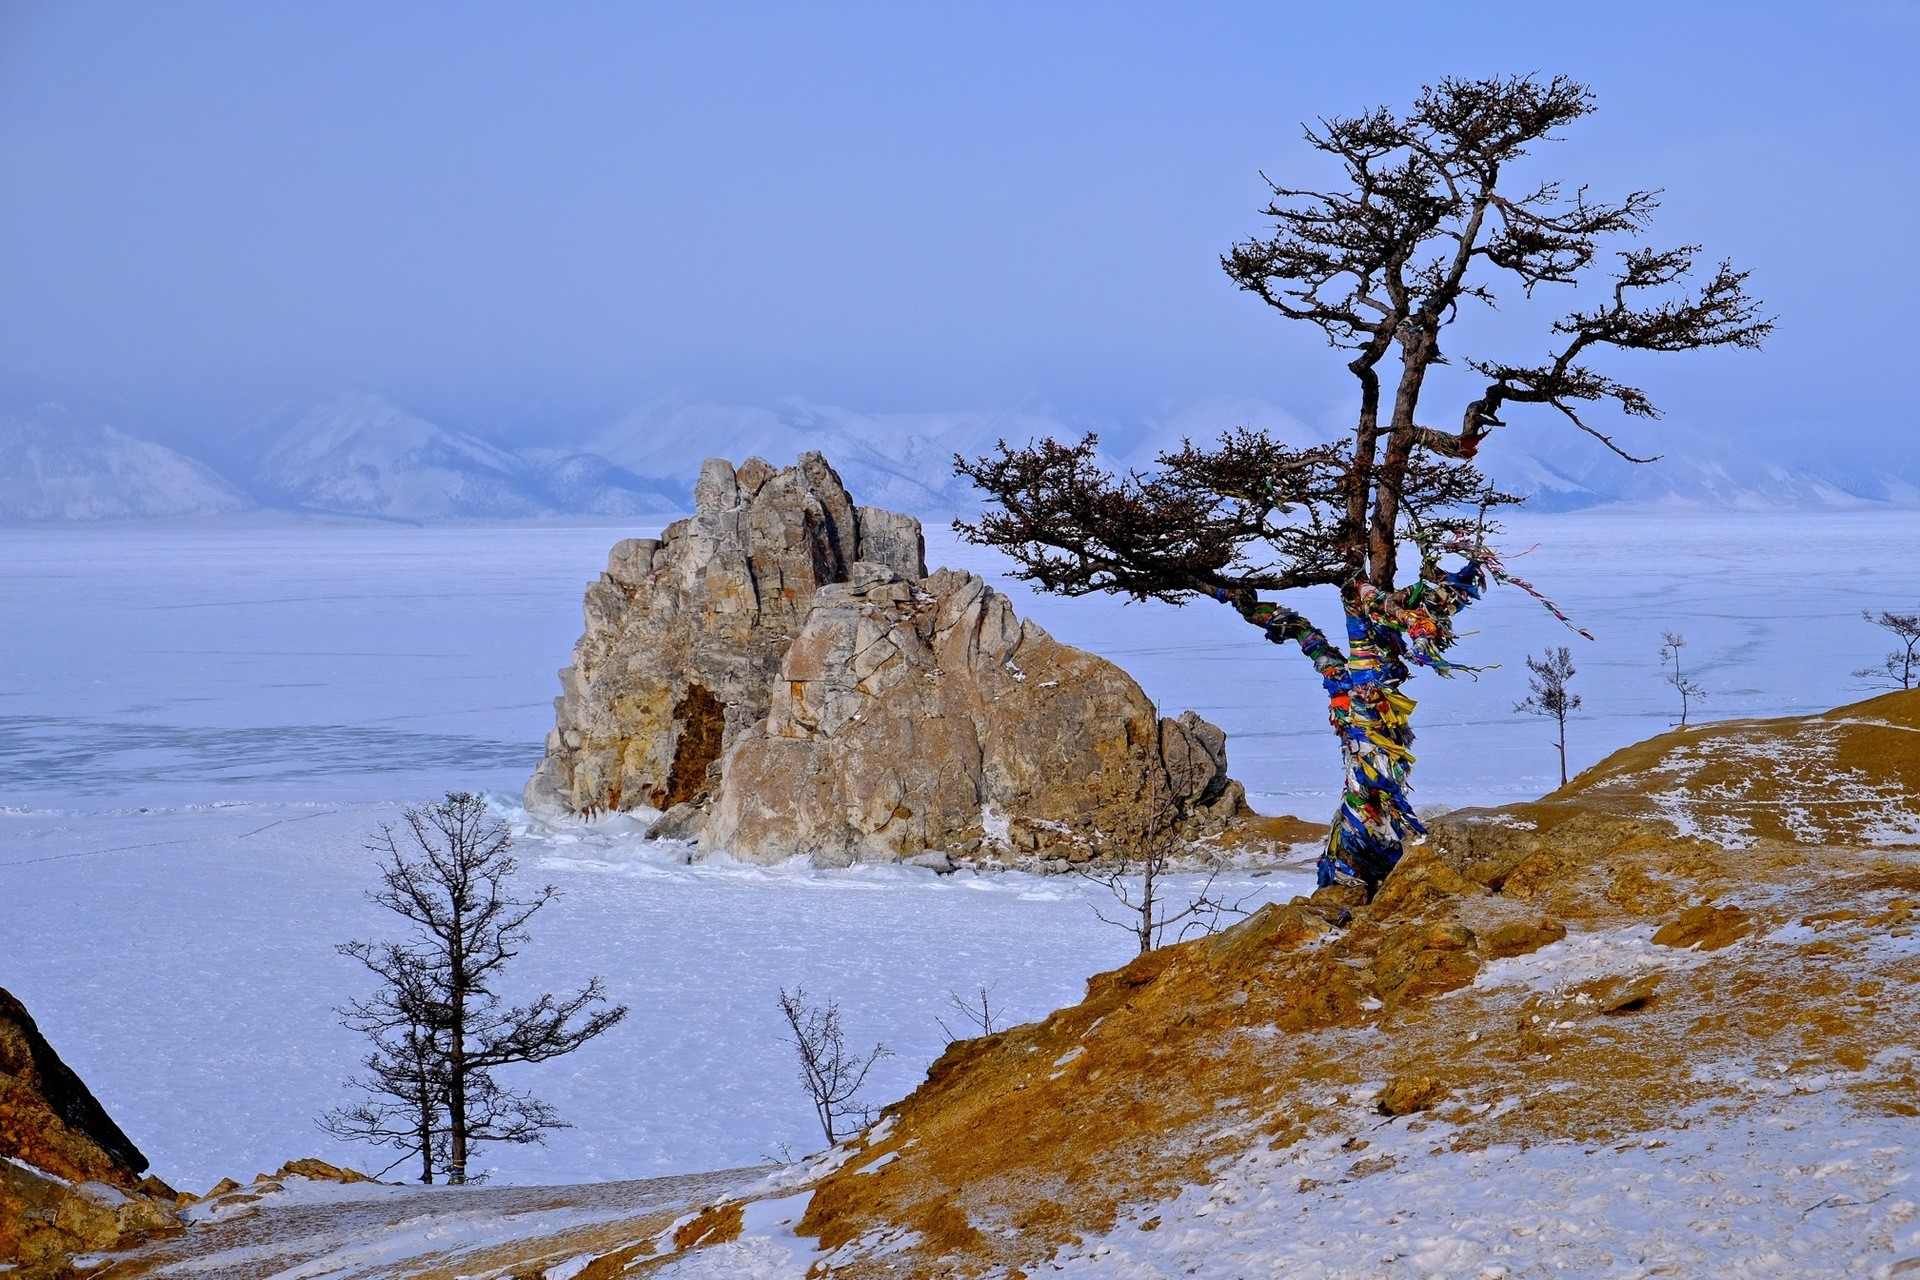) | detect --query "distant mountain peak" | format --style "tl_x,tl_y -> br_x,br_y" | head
0,408 -> 250,522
